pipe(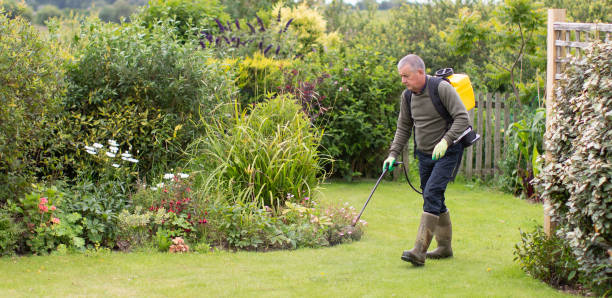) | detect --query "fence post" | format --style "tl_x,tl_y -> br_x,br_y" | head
545,8 -> 566,237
